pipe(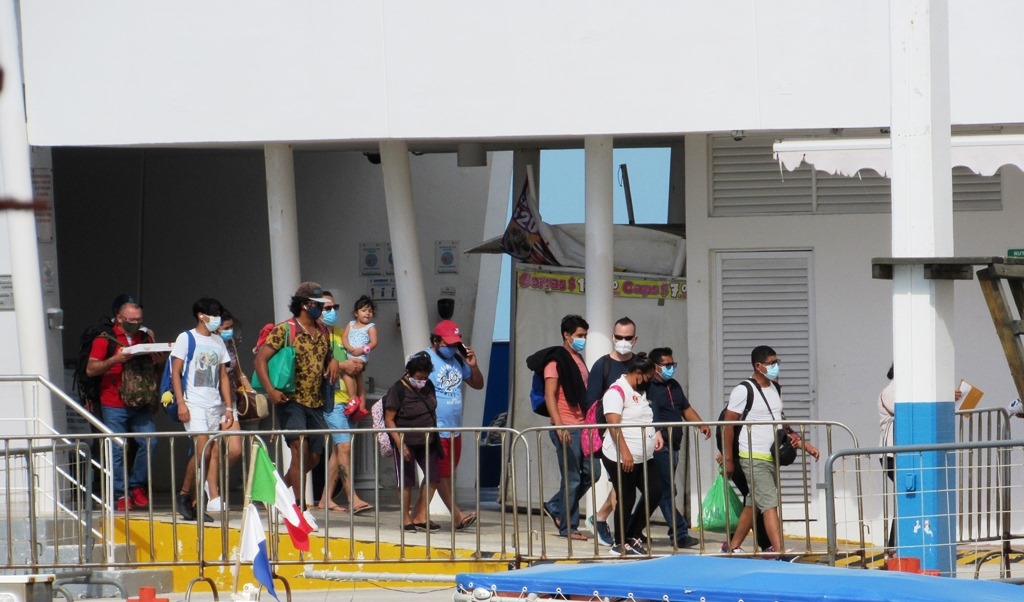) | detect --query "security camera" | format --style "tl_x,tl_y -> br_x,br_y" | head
731,130 -> 745,142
